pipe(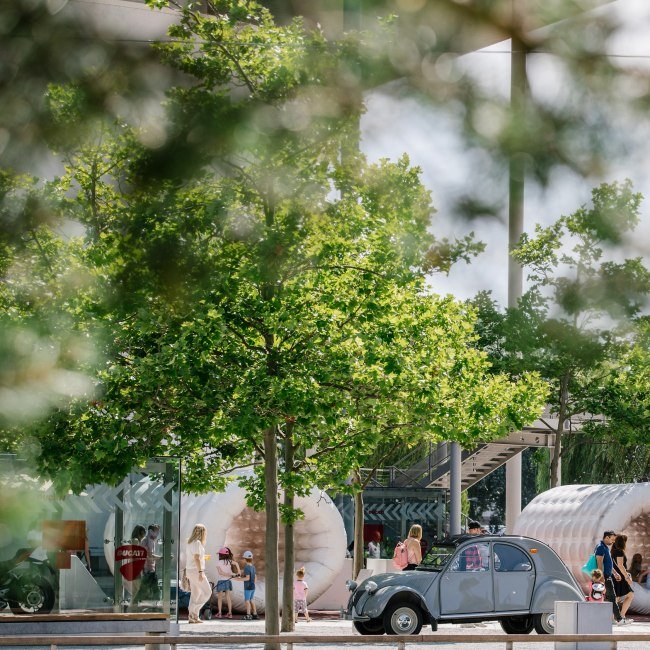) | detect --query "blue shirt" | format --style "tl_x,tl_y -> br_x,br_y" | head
244,564 -> 256,590
595,540 -> 613,577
